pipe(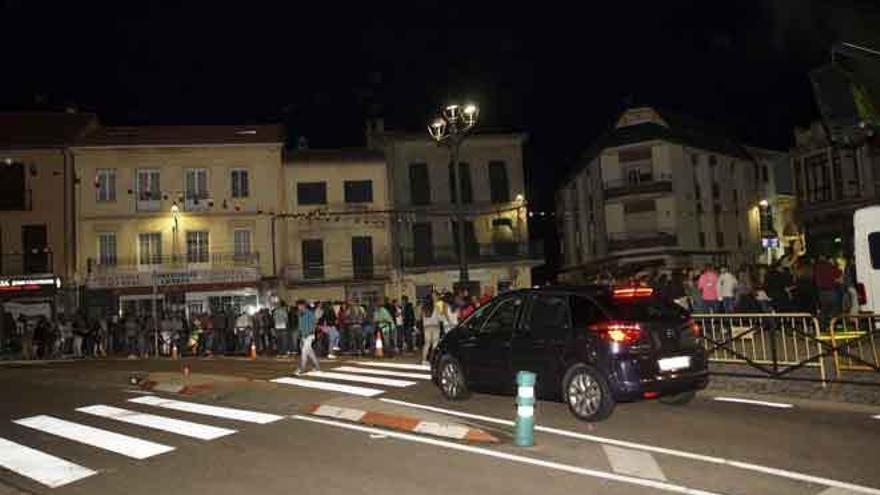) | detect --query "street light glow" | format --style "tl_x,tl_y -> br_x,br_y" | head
759,199 -> 769,207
